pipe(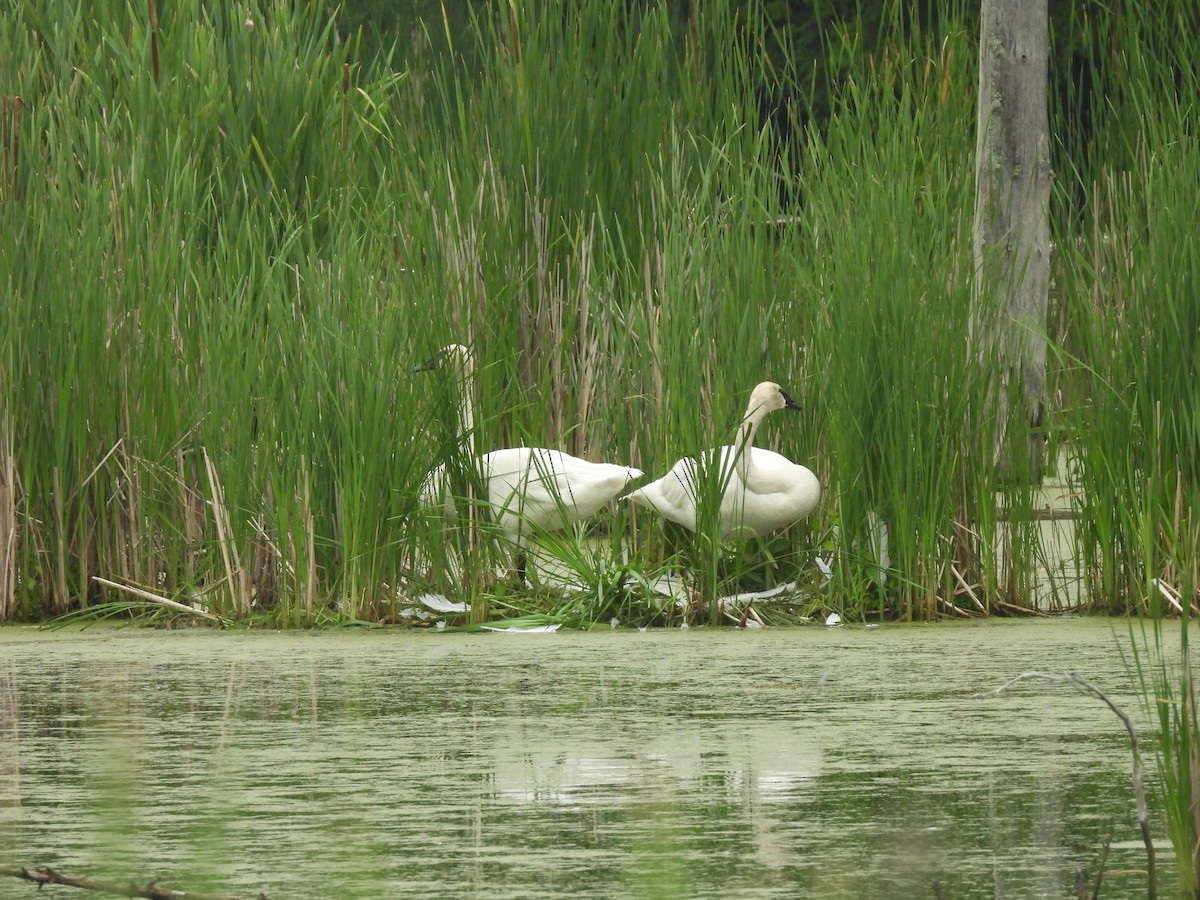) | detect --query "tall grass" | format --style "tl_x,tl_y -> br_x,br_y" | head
0,1 -> 425,622
1129,613 -> 1200,897
1055,2 -> 1200,615
0,0 -> 1194,625
796,13 -> 993,620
